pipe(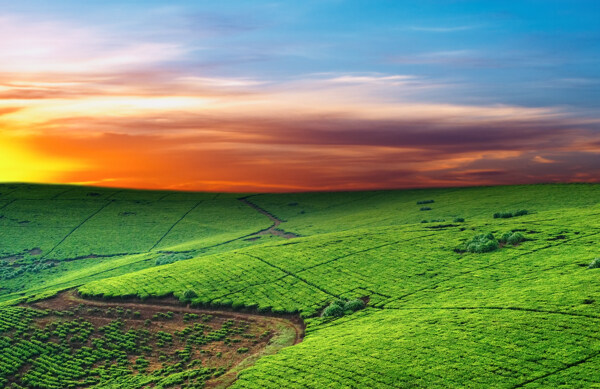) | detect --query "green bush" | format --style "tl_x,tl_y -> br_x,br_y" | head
453,217 -> 465,223
344,299 -> 365,312
182,290 -> 198,301
420,207 -> 432,211
322,298 -> 365,317
464,233 -> 499,253
494,210 -> 530,219
498,231 -> 525,245
322,303 -> 344,318
417,200 -> 434,205
588,258 -> 600,269
507,232 -> 525,245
